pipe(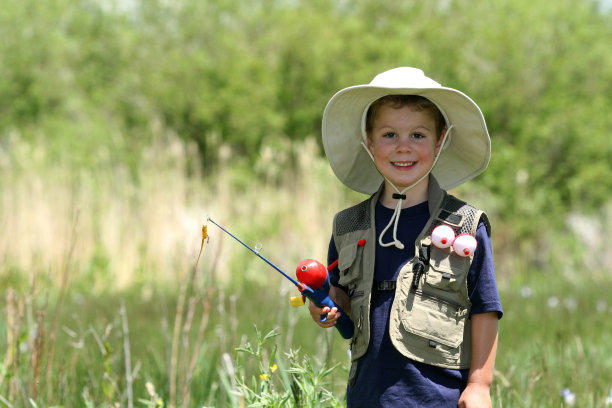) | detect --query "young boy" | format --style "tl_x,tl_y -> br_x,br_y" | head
308,67 -> 503,408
